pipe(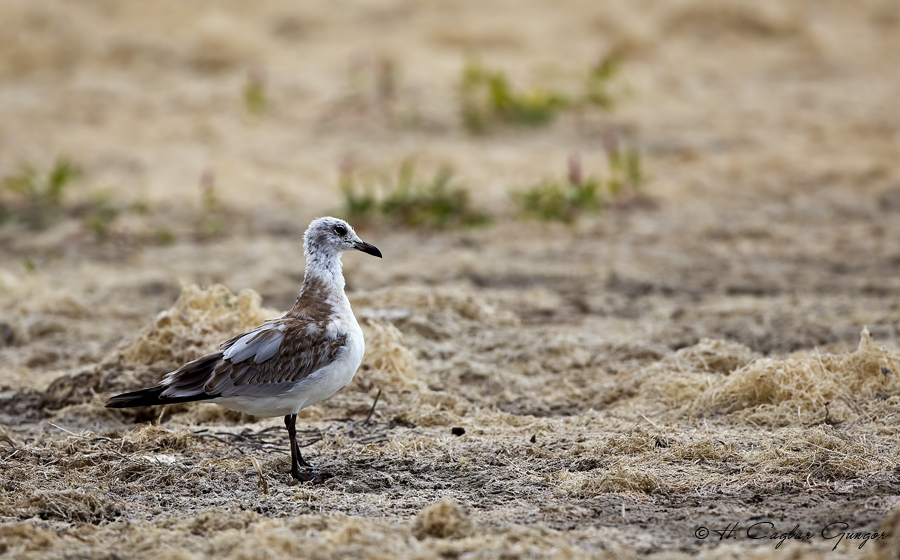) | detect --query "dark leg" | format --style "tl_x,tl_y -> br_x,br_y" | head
284,413 -> 322,482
